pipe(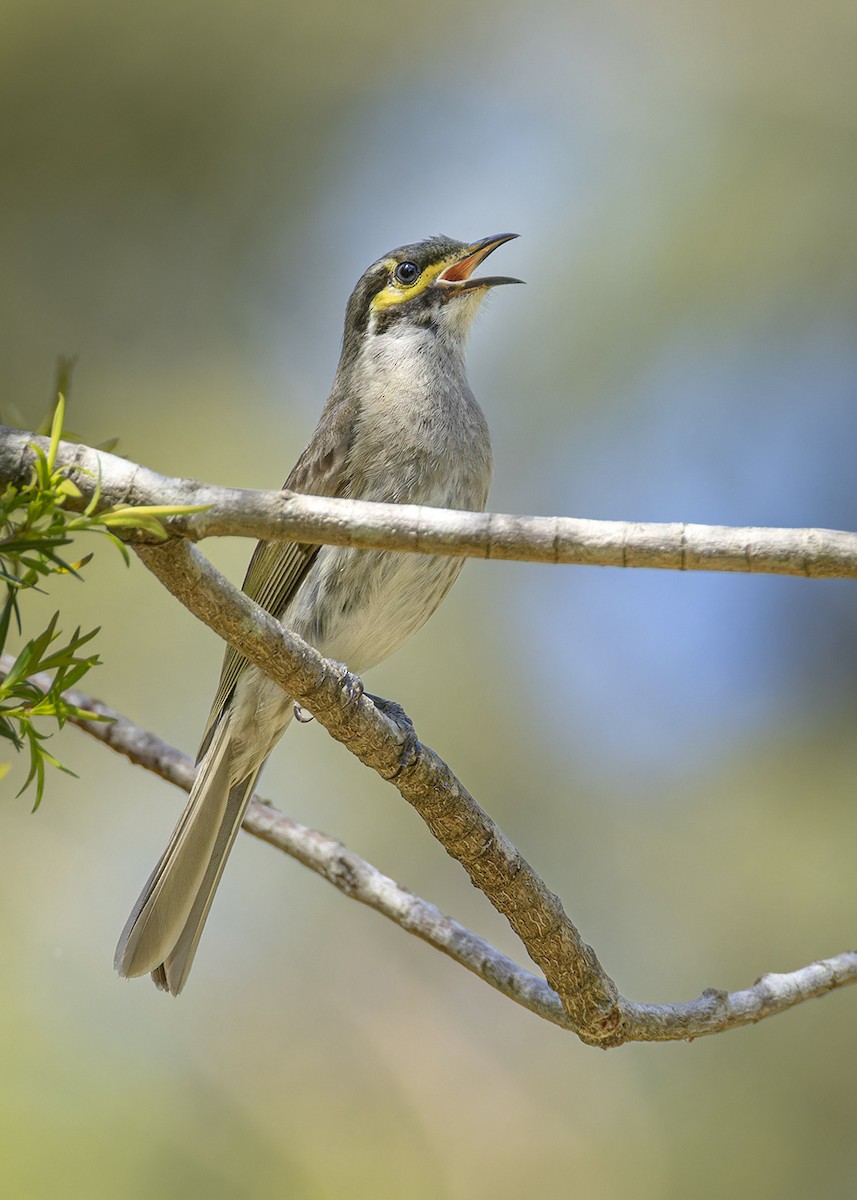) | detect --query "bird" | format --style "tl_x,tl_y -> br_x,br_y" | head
114,232 -> 521,994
